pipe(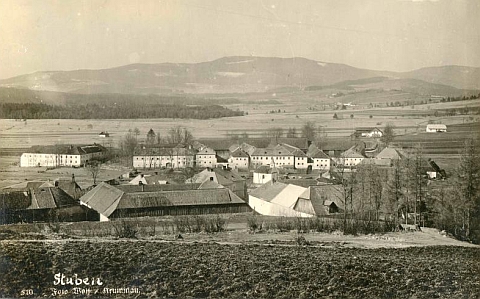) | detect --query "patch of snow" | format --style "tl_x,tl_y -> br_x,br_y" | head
217,72 -> 245,77
317,62 -> 327,67
225,59 -> 255,65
